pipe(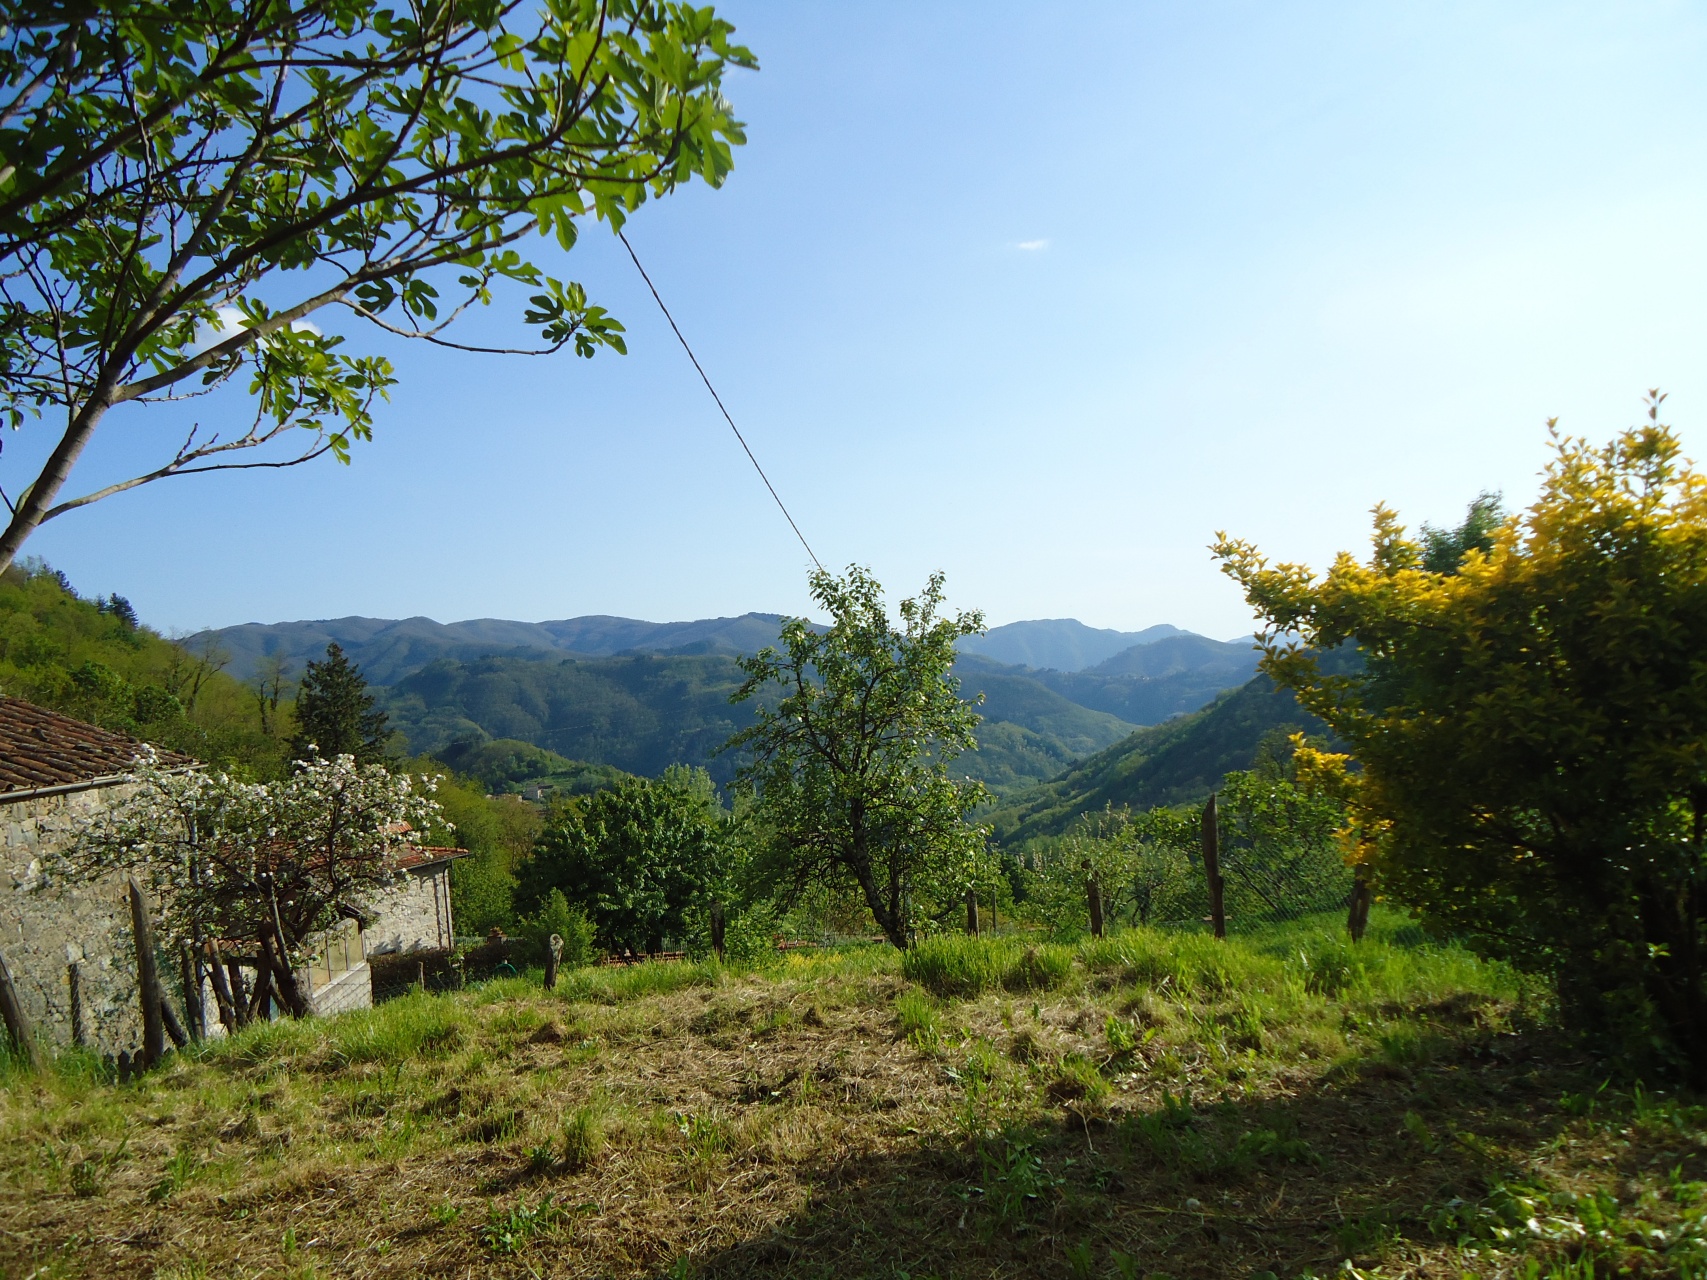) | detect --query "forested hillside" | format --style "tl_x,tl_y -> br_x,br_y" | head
382,650 -> 1138,794
987,672 -> 1332,843
0,562 -> 284,772
1026,632 -> 1259,723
